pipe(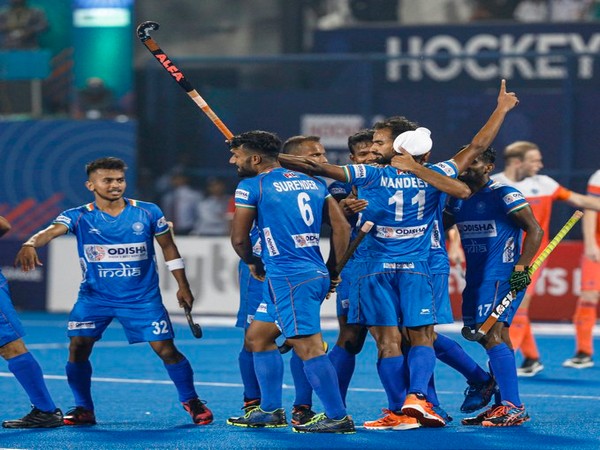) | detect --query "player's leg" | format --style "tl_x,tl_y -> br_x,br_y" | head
430,272 -> 496,413
0,283 -> 63,428
227,317 -> 287,428
564,255 -> 599,368
236,261 -> 261,409
63,301 -> 113,426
